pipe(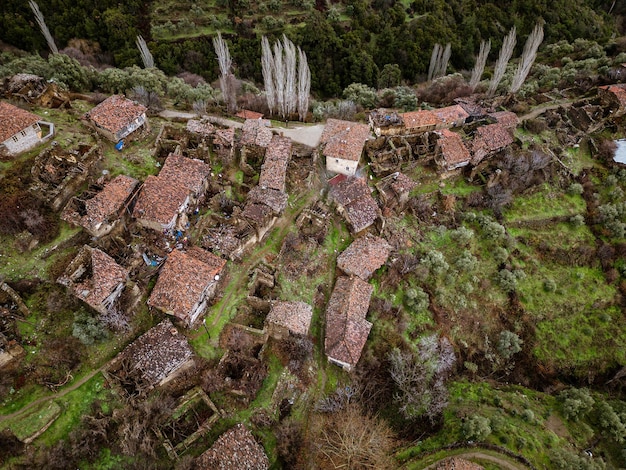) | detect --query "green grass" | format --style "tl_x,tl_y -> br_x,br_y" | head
508,222 -> 595,249
5,400 -> 61,442
503,184 -> 585,223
